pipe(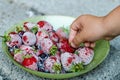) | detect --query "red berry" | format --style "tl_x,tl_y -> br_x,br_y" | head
22,56 -> 37,66
38,50 -> 44,55
38,31 -> 42,36
22,36 -> 28,42
67,57 -> 73,64
50,56 -> 57,61
37,21 -> 45,28
60,39 -> 75,53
